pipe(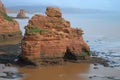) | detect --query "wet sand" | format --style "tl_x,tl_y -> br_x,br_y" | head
20,63 -> 89,80
0,63 -> 120,80
20,62 -> 120,80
